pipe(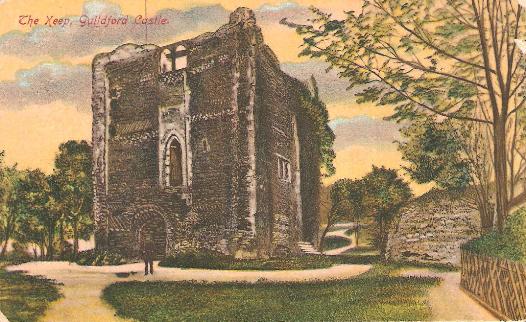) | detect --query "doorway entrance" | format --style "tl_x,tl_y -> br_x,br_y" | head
138,215 -> 167,260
